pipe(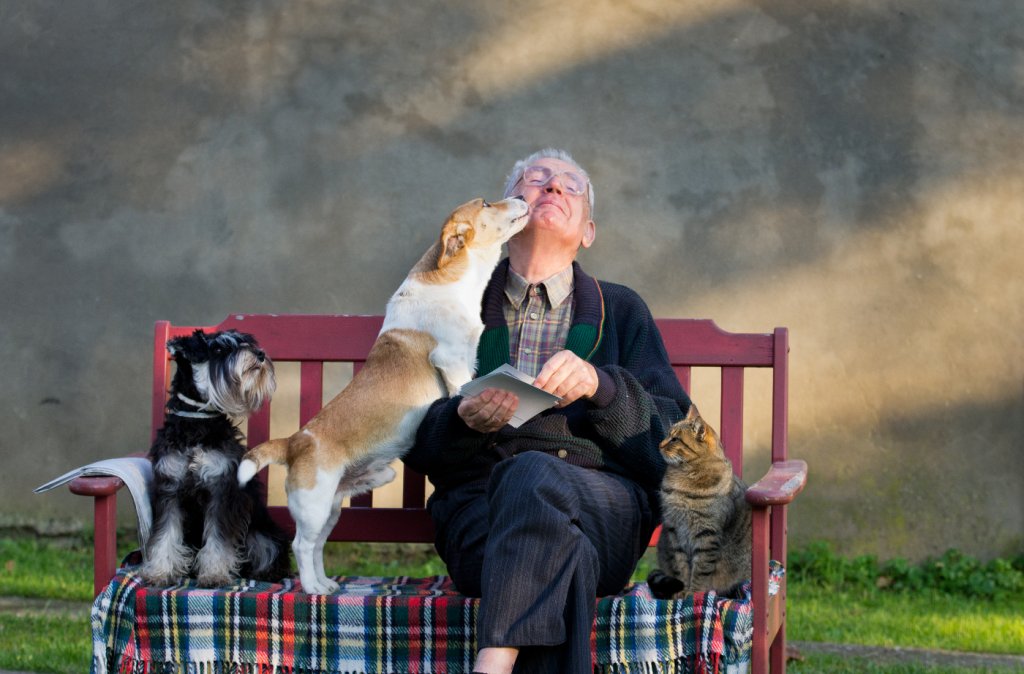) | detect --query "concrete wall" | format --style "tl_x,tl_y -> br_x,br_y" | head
2,1 -> 1021,560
